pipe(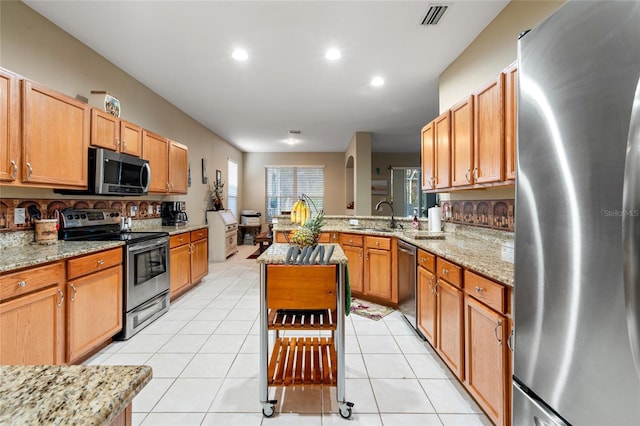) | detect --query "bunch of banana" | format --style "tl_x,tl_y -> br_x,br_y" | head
290,199 -> 311,225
